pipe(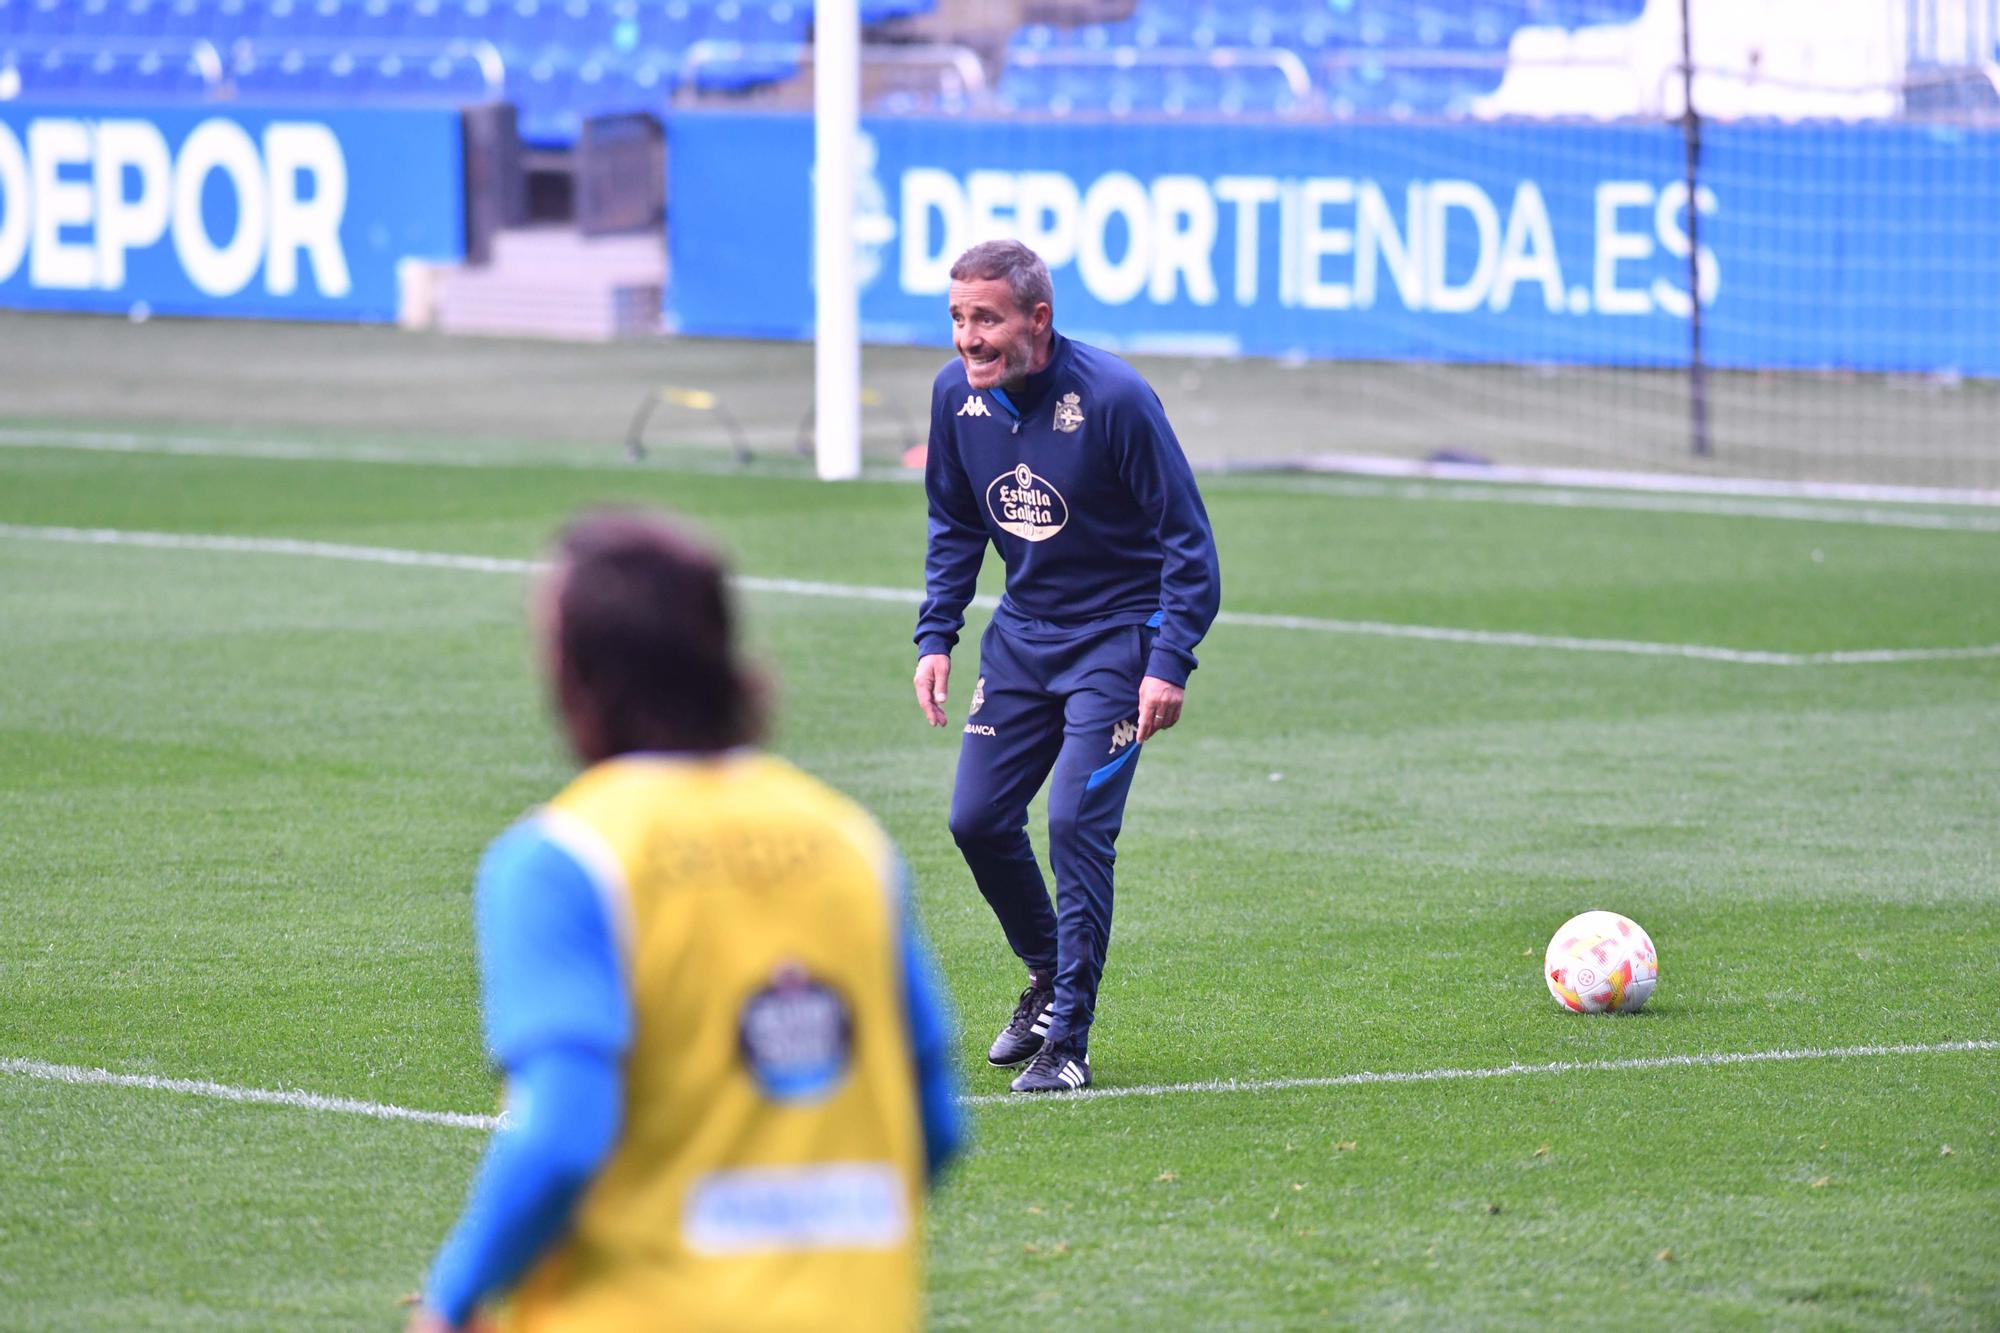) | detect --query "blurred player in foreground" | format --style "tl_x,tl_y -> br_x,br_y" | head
914,240 -> 1221,1093
412,509 -> 963,1332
